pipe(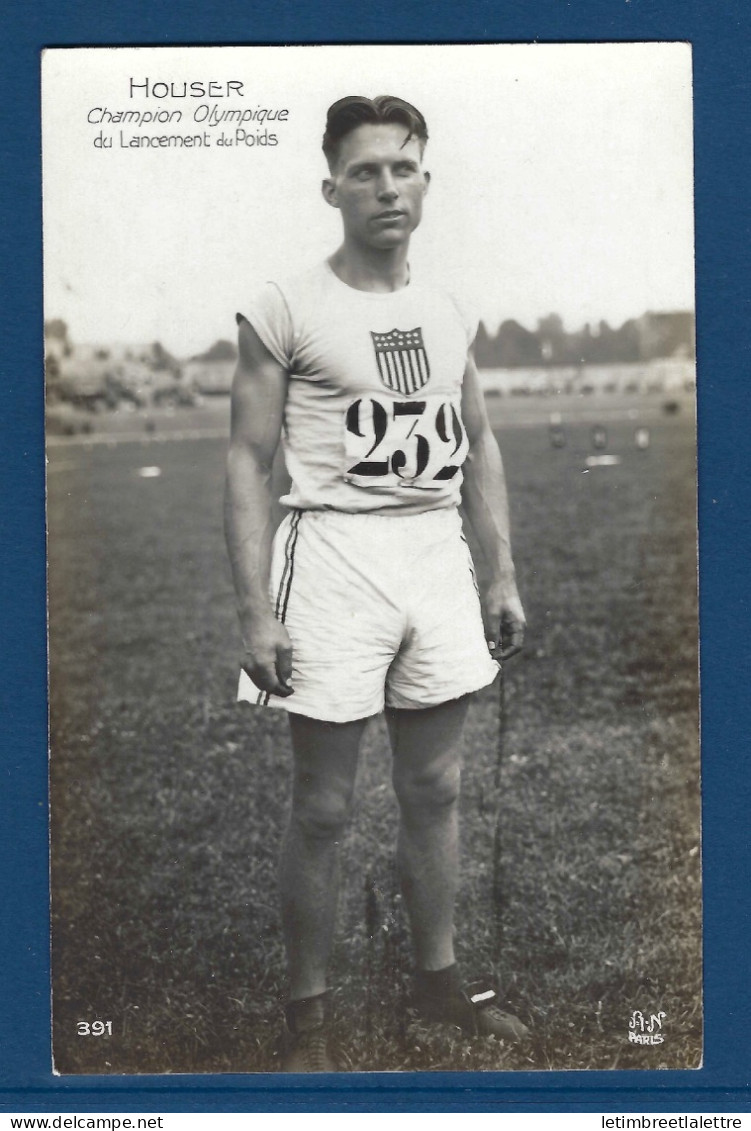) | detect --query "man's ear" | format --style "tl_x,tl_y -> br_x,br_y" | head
321,178 -> 339,208
423,170 -> 431,194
